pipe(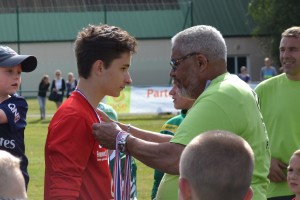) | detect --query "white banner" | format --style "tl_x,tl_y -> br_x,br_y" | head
104,86 -> 178,114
